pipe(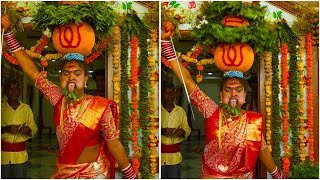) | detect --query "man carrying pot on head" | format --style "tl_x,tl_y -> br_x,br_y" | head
1,14 -> 137,179
161,21 -> 284,179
